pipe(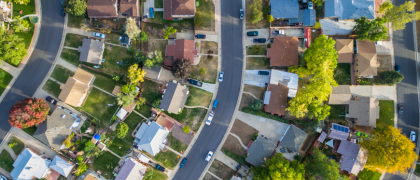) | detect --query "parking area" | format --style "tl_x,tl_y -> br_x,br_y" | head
176,33 -> 195,40
244,70 -> 270,87
245,29 -> 269,46
270,28 -> 304,38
